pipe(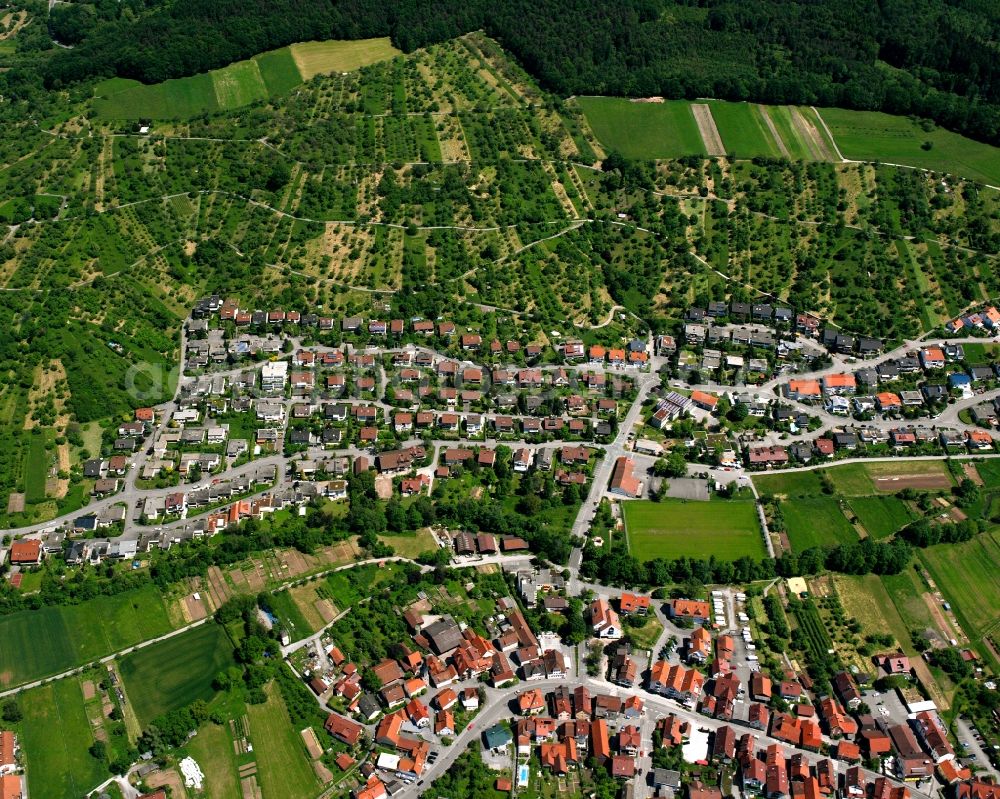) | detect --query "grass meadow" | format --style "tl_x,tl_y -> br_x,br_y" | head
819,108 -> 1000,185
848,496 -> 914,539
183,720 -> 243,799
120,623 -> 234,727
21,678 -> 105,799
707,102 -> 782,158
623,497 -> 765,561
825,463 -> 877,495
24,431 -> 50,503
781,497 -> 858,550
920,532 -> 1000,641
577,97 -> 707,159
752,470 -> 824,498
93,38 -> 400,120
289,38 -> 401,79
0,585 -> 173,689
267,588 -> 315,640
212,59 -> 268,108
247,682 -> 320,799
